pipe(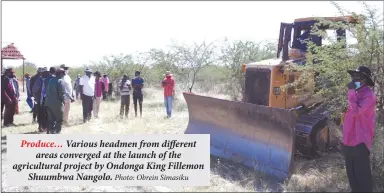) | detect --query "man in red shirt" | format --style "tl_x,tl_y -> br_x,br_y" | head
344,66 -> 376,192
161,71 -> 175,118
